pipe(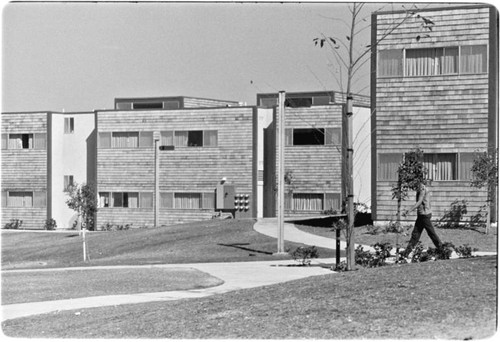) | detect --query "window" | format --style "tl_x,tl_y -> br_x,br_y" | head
378,153 -> 401,181
112,192 -> 139,208
292,193 -> 324,211
133,102 -> 163,109
406,47 -> 458,76
288,128 -> 325,145
161,131 -> 174,146
325,193 -> 341,211
379,45 -> 487,77
460,45 -> 488,74
99,192 -> 142,208
285,97 -> 312,108
64,118 -> 74,134
379,49 -> 404,76
99,192 -> 110,207
163,101 -> 180,109
423,153 -> 457,181
260,98 -> 278,107
174,193 -> 202,209
173,130 -> 218,147
64,175 -> 74,191
7,191 -> 33,207
112,132 -> 139,148
7,134 -> 33,149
